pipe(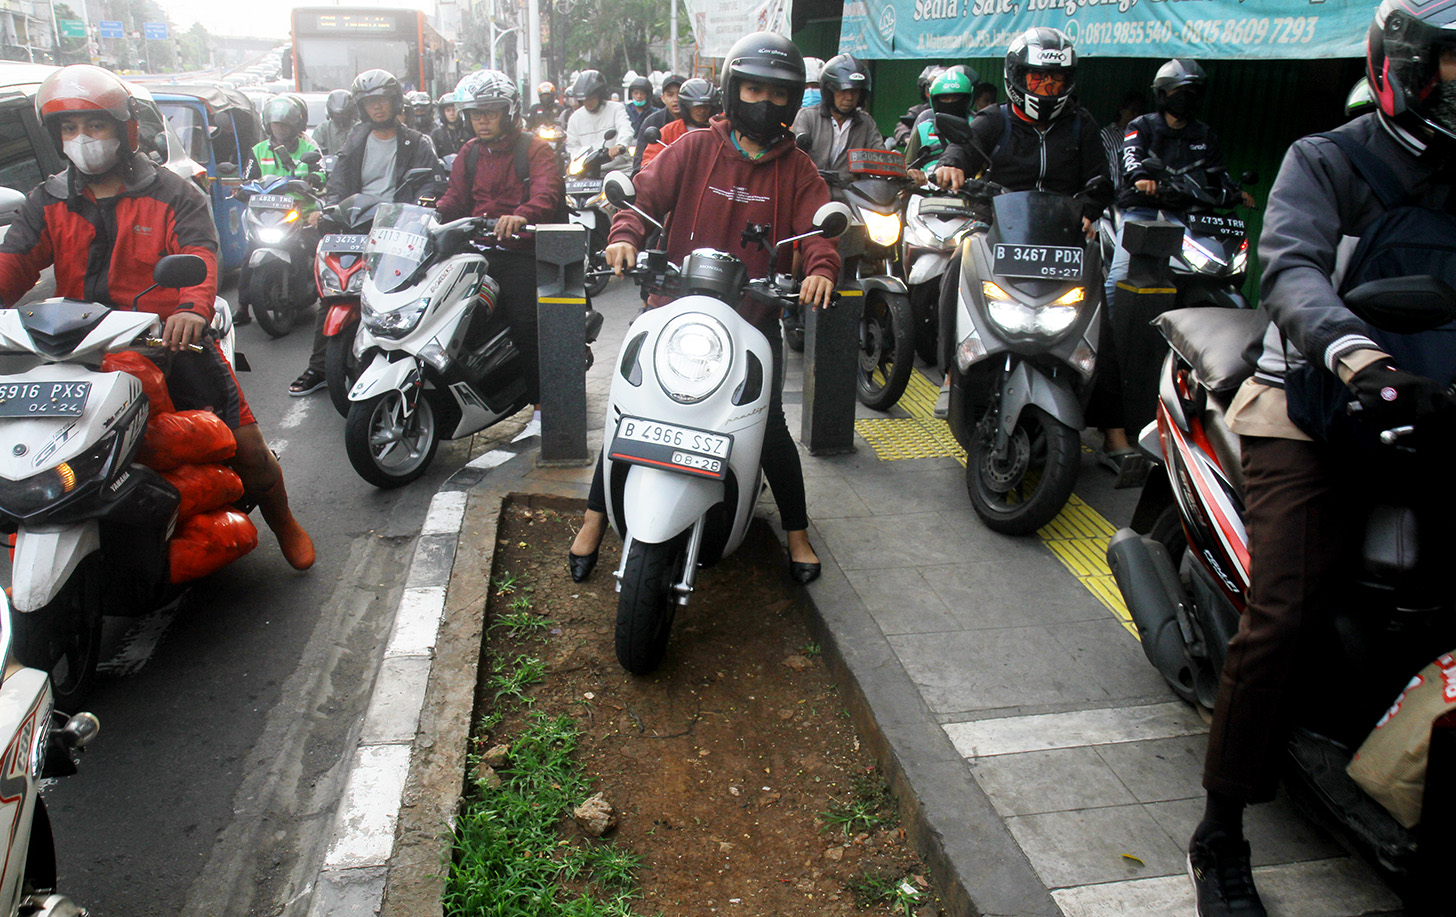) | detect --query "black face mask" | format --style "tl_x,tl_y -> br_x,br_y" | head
1433,80 -> 1456,136
733,99 -> 794,145
1163,89 -> 1202,120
